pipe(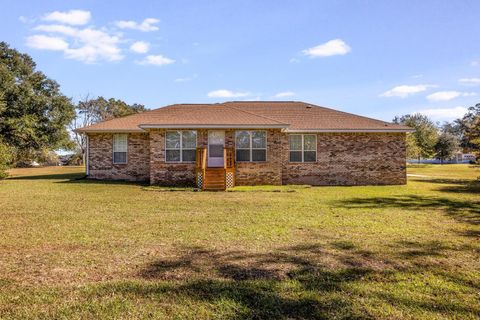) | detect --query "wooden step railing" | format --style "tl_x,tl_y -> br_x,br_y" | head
224,147 -> 235,189
196,147 -> 207,189
196,147 -> 235,190
224,147 -> 235,169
